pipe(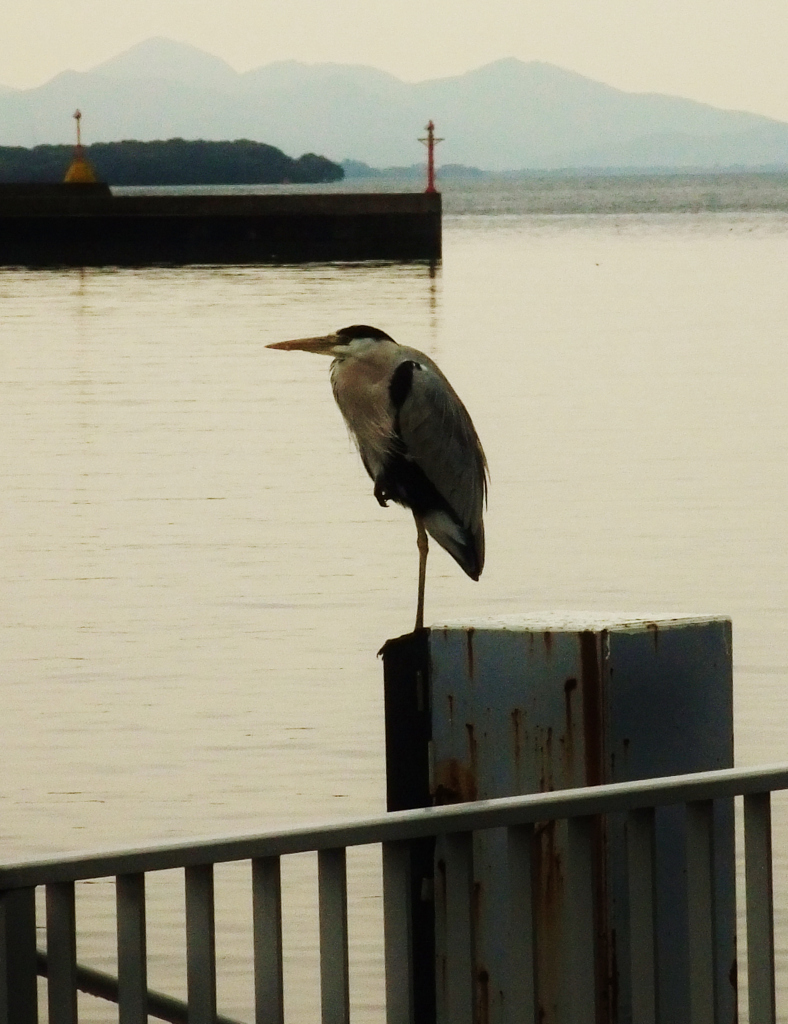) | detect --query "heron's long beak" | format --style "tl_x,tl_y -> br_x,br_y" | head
266,335 -> 338,355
